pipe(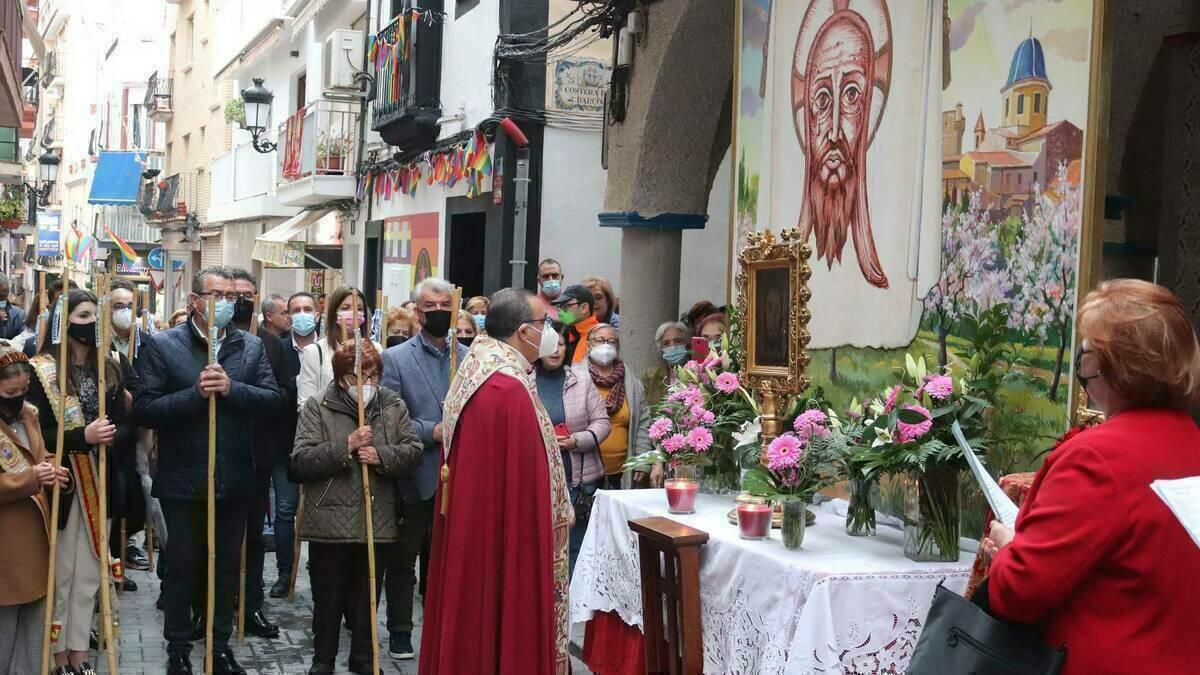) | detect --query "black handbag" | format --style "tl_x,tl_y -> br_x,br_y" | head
907,580 -> 1066,675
